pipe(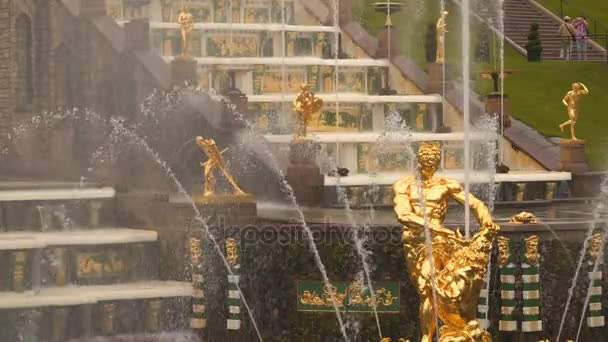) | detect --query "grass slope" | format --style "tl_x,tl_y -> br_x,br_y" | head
535,0 -> 608,34
475,46 -> 608,169
353,0 -> 608,169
